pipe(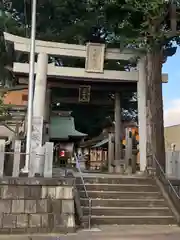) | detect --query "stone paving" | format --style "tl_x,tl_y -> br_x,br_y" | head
0,225 -> 180,240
